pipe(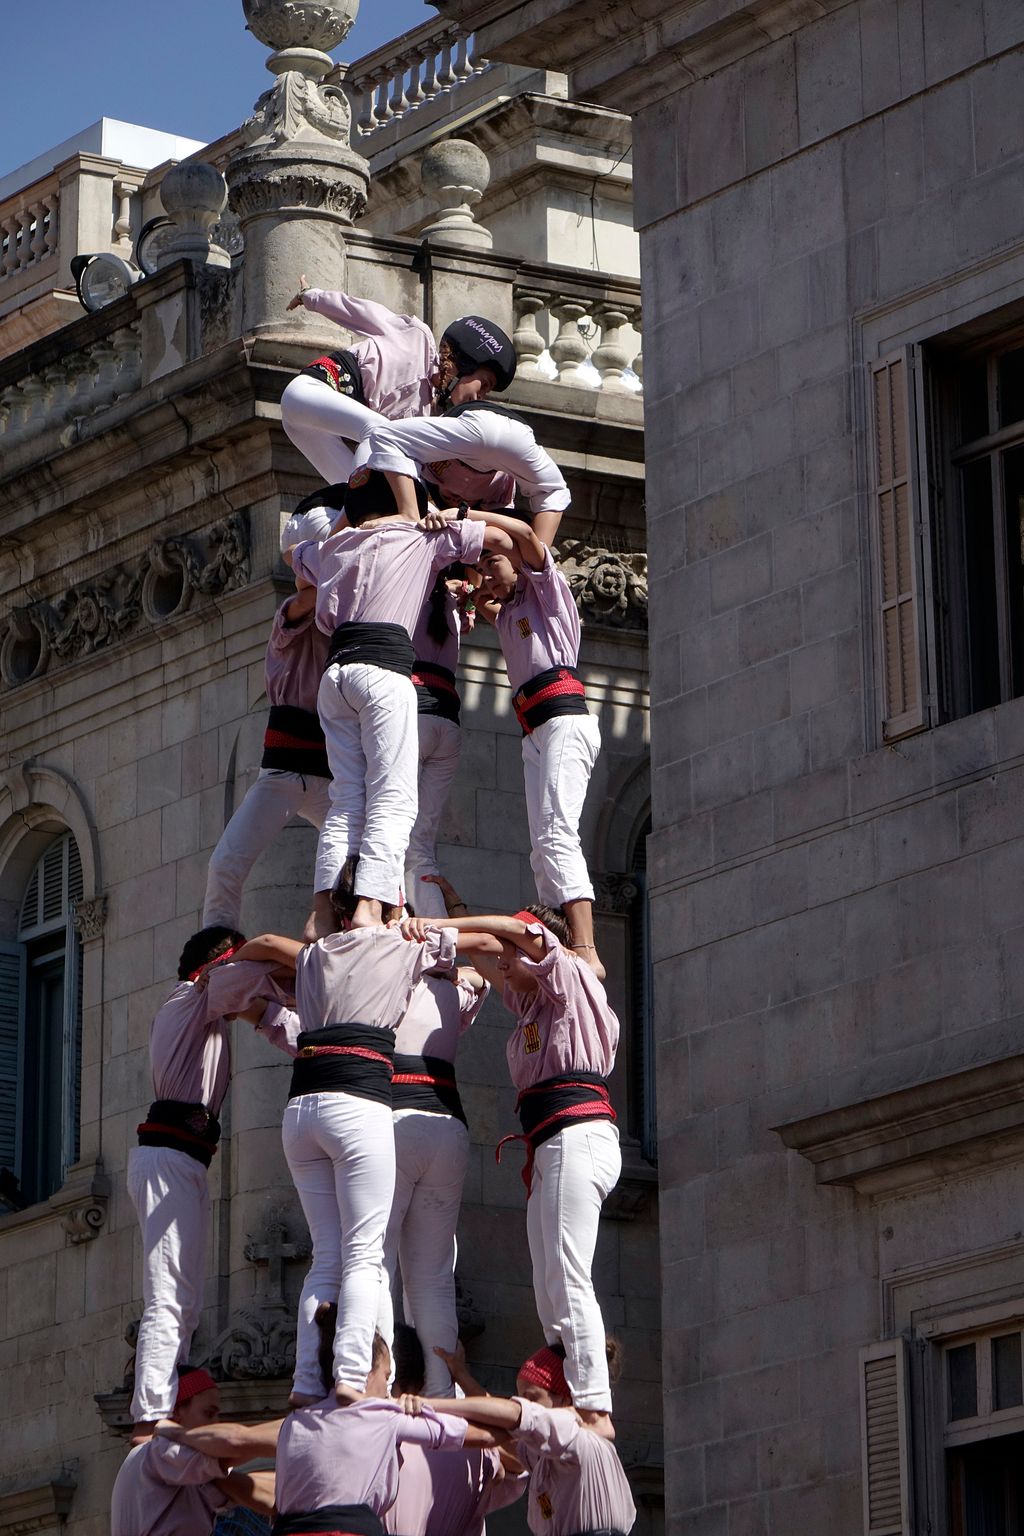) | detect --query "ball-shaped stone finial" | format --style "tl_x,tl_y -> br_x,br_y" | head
161,162 -> 228,228
242,0 -> 358,53
420,138 -> 491,205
